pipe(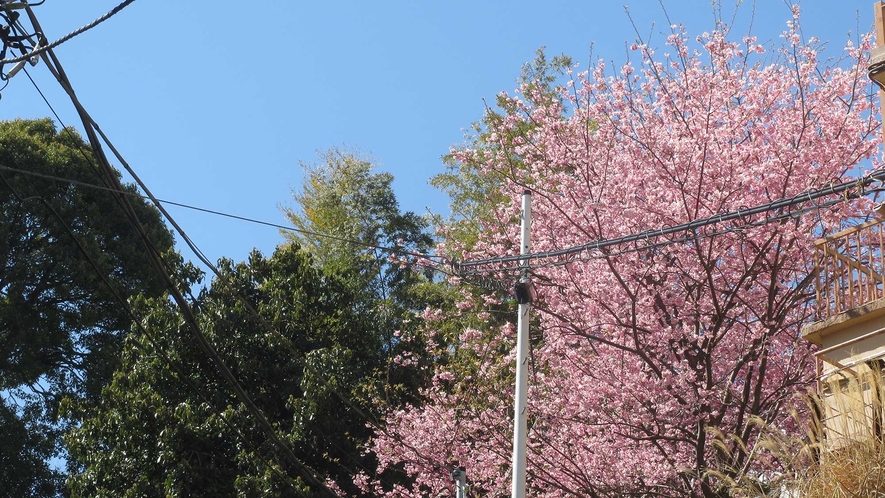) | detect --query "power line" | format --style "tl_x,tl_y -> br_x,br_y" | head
17,43 -> 882,283
22,3 -> 883,492
0,69 -> 315,492
19,13 -> 336,494
458,195 -> 867,276
455,171 -> 885,269
0,163 -> 447,264
19,62 -> 457,470
0,0 -> 137,65
10,1 -> 493,490
1,124 -> 399,492
17,55 -> 442,270
26,47 -> 456,493
7,109 -> 876,287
